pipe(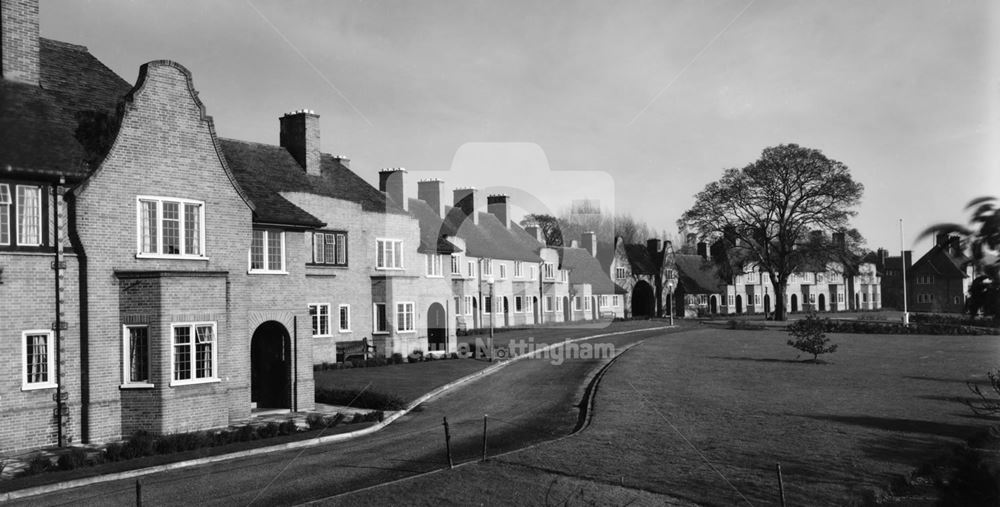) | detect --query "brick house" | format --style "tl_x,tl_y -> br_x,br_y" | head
556,233 -> 626,320
907,233 -> 972,313
601,237 -> 675,318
